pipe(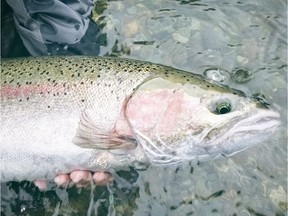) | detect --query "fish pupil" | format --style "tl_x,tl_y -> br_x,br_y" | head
216,103 -> 231,114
